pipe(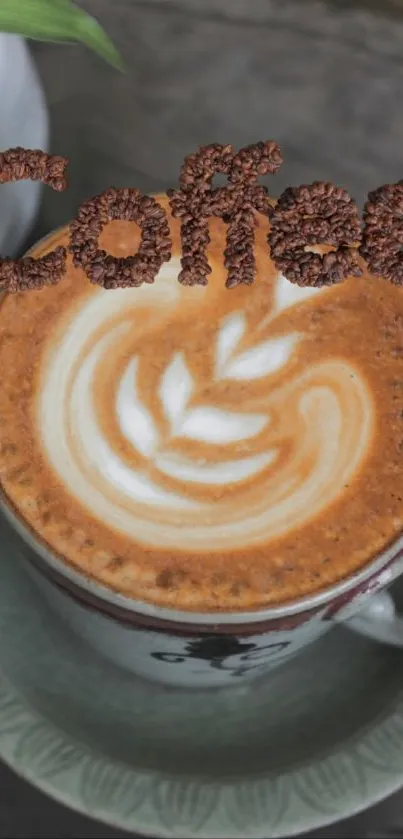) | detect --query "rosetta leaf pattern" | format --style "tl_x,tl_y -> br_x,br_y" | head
154,315 -> 285,463
157,310 -> 298,452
